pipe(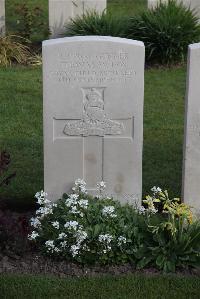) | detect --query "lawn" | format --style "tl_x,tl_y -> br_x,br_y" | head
0,66 -> 186,208
0,273 -> 200,299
